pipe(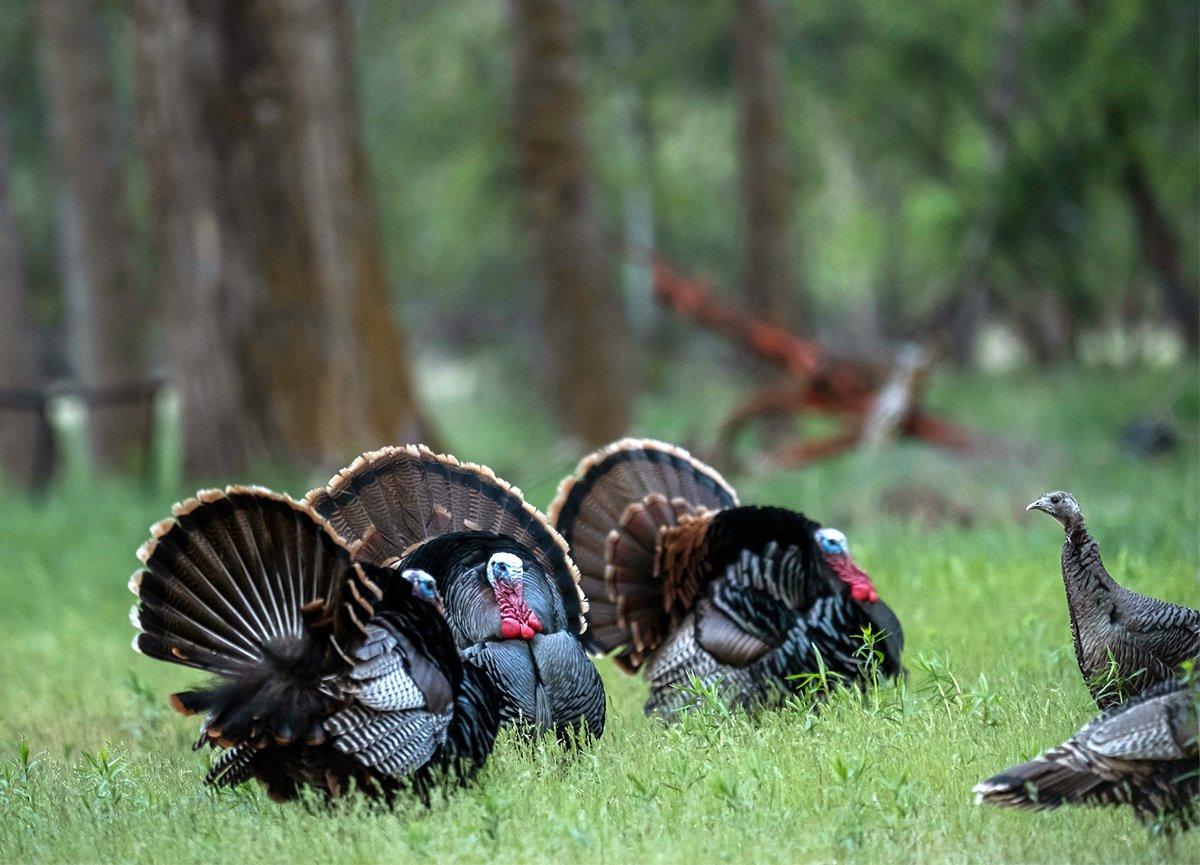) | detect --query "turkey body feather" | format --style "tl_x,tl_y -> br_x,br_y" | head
974,677 -> 1199,829
550,438 -> 903,717
1029,492 -> 1200,708
130,487 -> 503,801
305,446 -> 605,739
